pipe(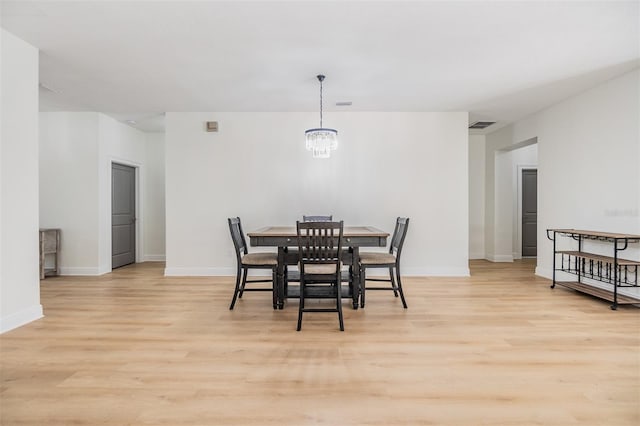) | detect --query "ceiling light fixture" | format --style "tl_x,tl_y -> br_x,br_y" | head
305,74 -> 338,159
